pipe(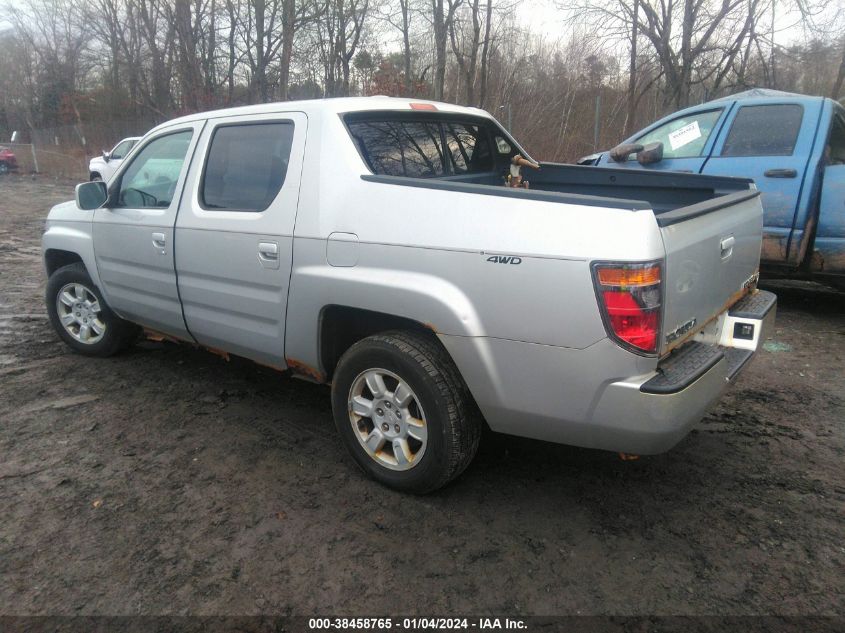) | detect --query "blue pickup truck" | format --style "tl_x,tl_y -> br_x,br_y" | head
582,89 -> 845,288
